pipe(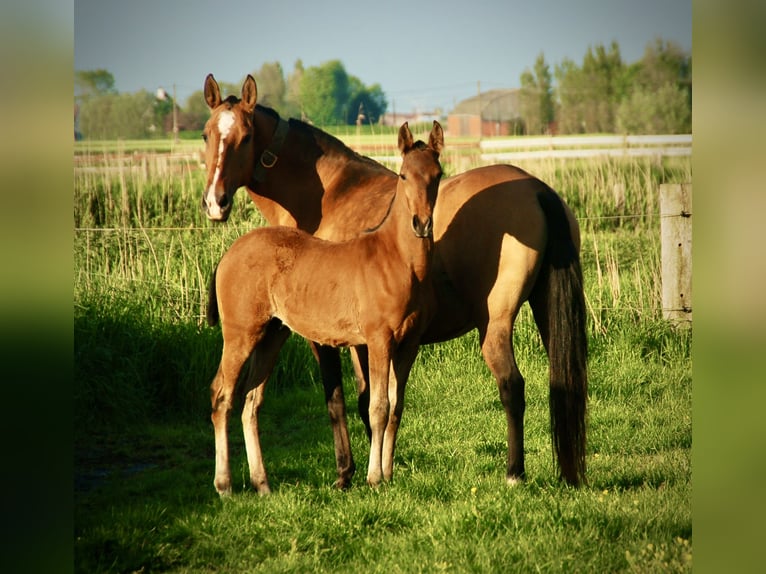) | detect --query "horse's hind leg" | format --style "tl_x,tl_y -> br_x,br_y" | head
314,344 -> 356,489
479,313 -> 527,485
241,320 -> 291,495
